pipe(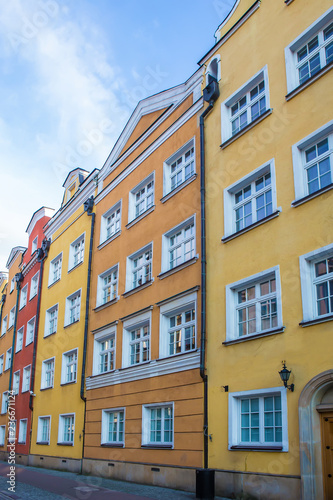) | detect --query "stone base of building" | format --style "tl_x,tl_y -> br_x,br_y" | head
28,454 -> 82,474
215,469 -> 301,500
14,453 -> 29,466
82,457 -> 196,493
